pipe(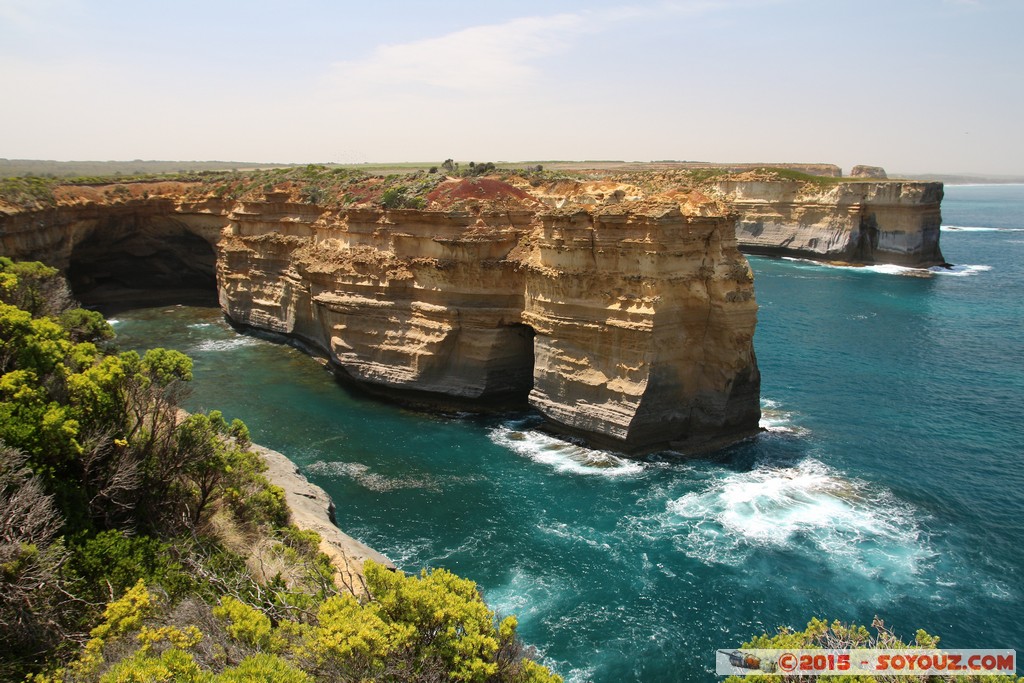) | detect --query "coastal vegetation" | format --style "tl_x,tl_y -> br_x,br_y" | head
726,618 -> 1021,682
0,258 -> 560,682
0,161 -> 866,212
